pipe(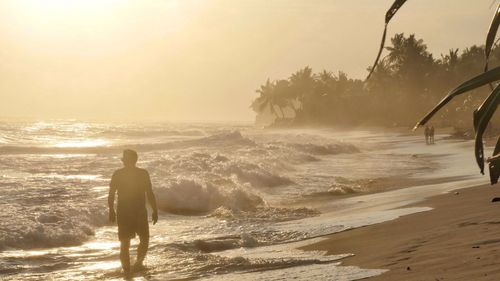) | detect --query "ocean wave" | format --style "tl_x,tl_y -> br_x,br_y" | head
0,170 -> 109,251
216,162 -> 293,187
155,179 -> 265,214
0,206 -> 107,251
210,206 -> 319,225
304,177 -> 375,196
327,177 -> 376,195
0,130 -> 255,155
327,185 -> 360,195
167,234 -> 260,254
160,149 -> 294,189
287,142 -> 359,155
95,128 -> 205,138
